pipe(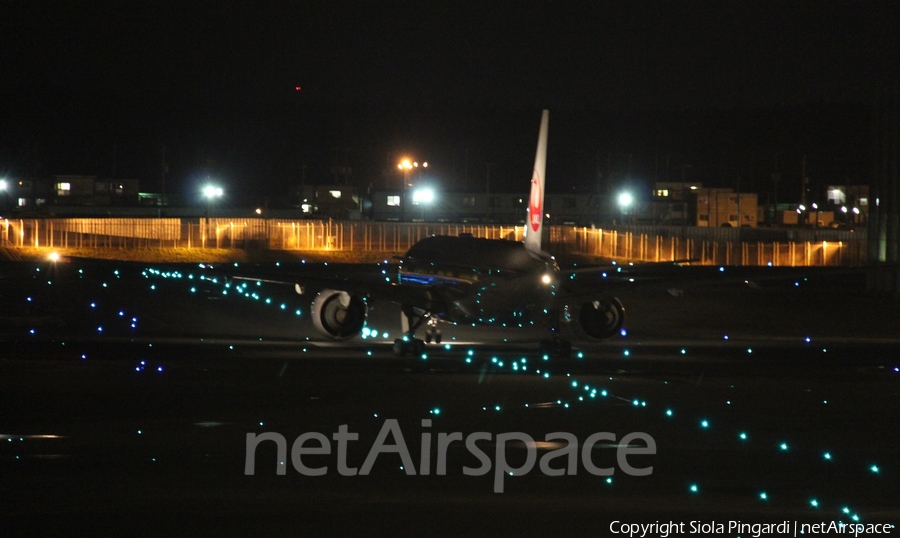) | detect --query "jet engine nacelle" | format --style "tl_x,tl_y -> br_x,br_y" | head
311,289 -> 368,340
564,296 -> 625,340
